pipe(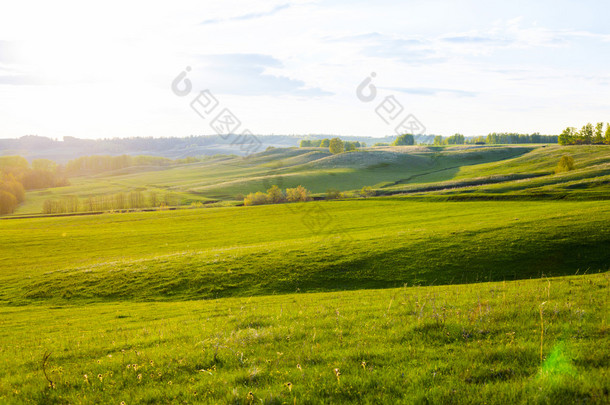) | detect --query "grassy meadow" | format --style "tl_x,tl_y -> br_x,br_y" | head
13,144 -> 610,215
1,199 -> 609,304
0,274 -> 608,404
1,144 -> 609,403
